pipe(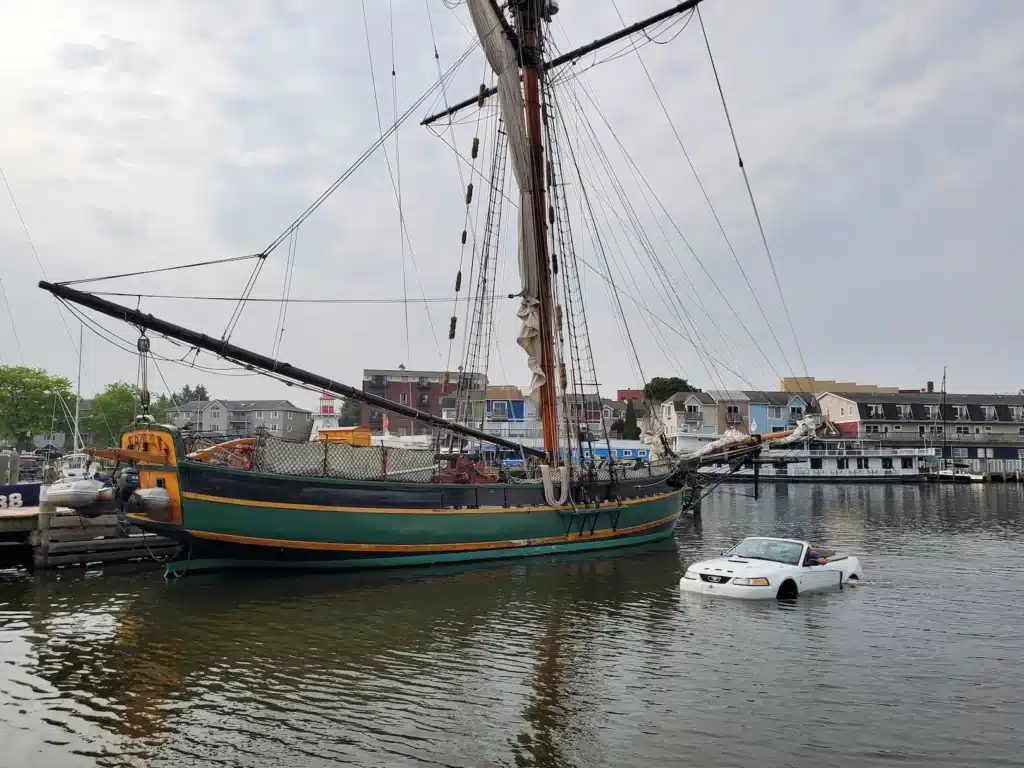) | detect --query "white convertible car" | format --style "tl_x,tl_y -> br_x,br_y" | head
679,537 -> 863,600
